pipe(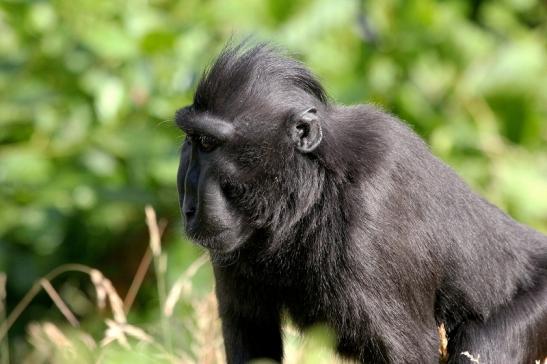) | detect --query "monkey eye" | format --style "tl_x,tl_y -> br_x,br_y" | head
185,134 -> 220,152
196,135 -> 219,152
